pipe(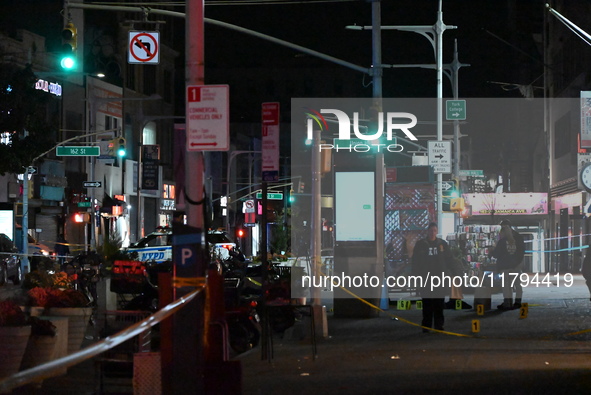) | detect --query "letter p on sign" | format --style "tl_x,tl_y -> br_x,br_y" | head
182,247 -> 193,265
